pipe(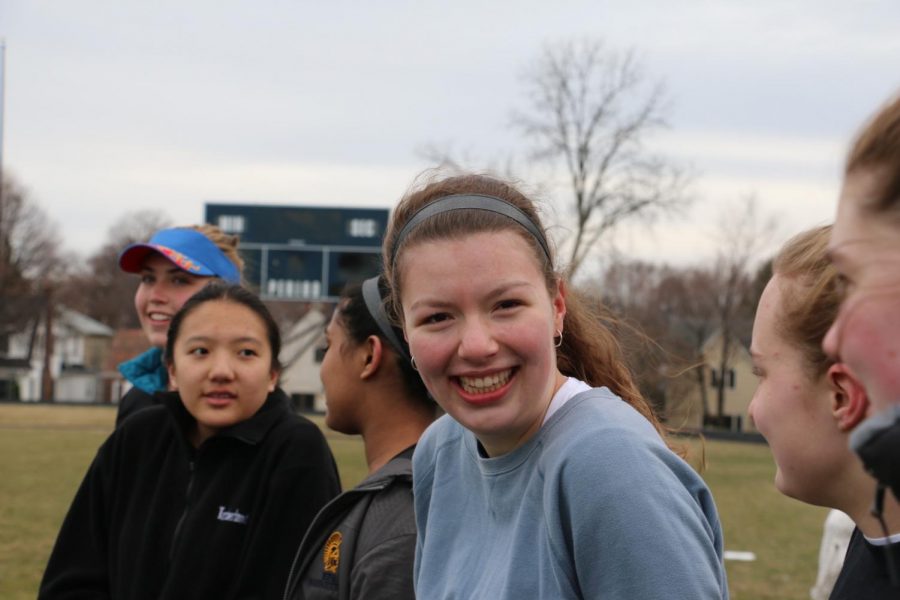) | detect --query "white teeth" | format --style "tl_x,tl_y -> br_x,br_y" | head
459,370 -> 512,394
149,313 -> 170,322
